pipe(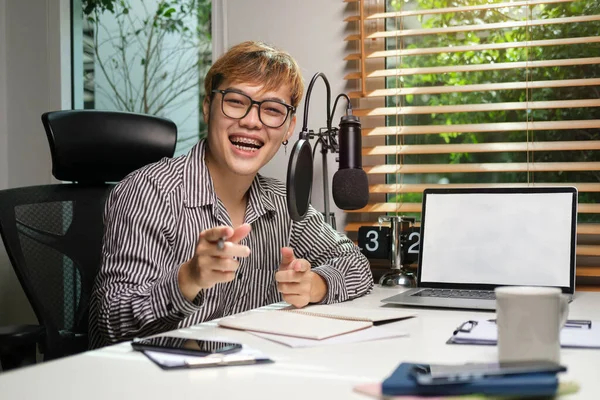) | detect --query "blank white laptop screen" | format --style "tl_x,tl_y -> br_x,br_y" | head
420,191 -> 575,288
